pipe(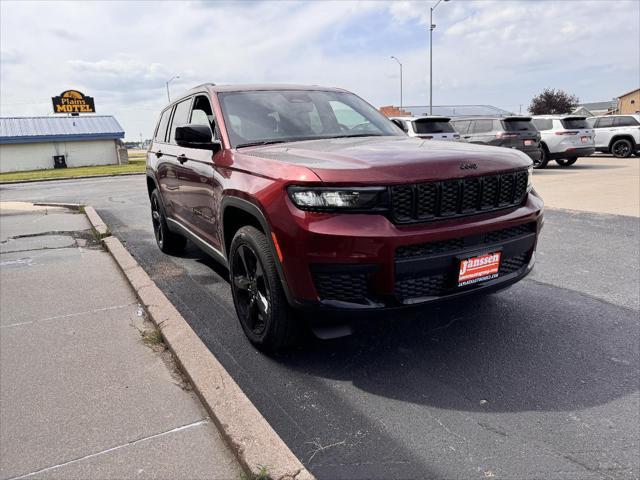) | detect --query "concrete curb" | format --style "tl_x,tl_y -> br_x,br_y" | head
33,202 -> 82,210
84,207 -> 314,480
0,172 -> 144,185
